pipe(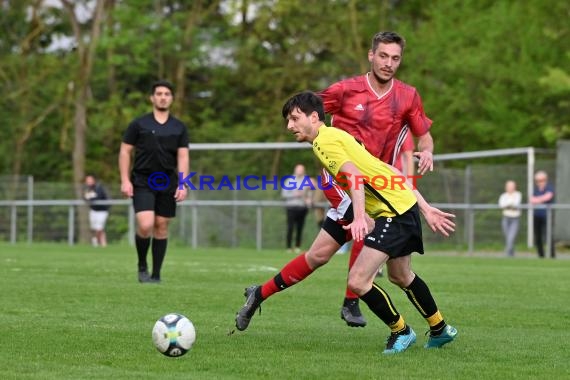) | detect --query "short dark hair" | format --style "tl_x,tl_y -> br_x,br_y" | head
151,80 -> 174,95
282,91 -> 325,121
371,31 -> 406,53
